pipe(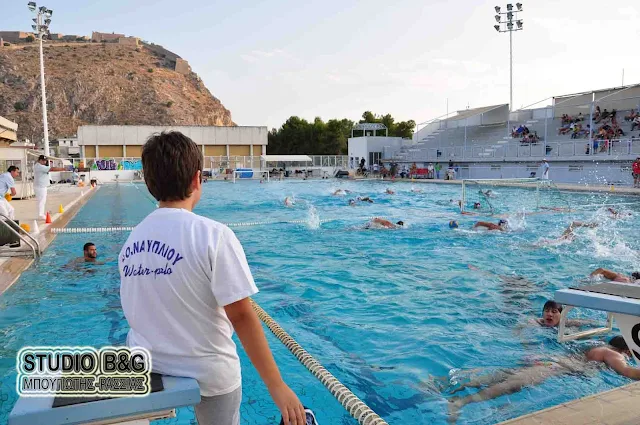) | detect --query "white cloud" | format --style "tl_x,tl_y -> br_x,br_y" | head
240,49 -> 288,63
